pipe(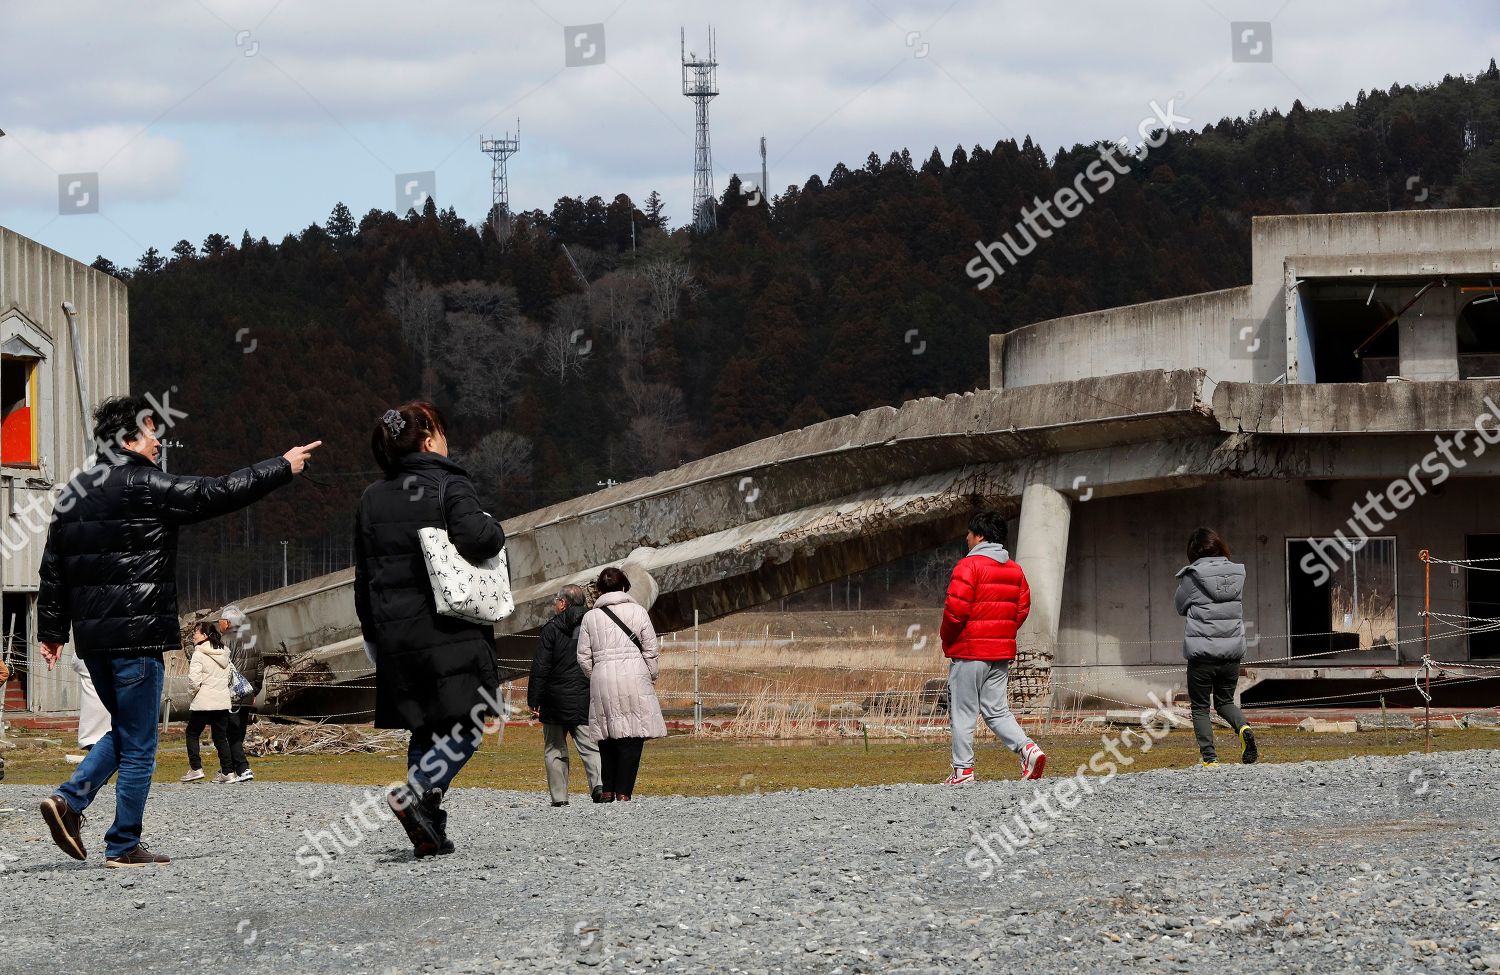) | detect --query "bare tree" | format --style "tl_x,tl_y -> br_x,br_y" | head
634,254 -> 694,327
437,312 -> 540,422
385,260 -> 446,398
440,280 -> 520,320
565,243 -> 609,283
621,381 -> 691,475
540,323 -> 589,385
460,429 -> 534,508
